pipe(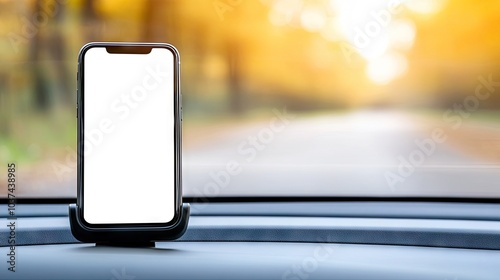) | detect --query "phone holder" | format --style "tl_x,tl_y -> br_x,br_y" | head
68,203 -> 190,247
